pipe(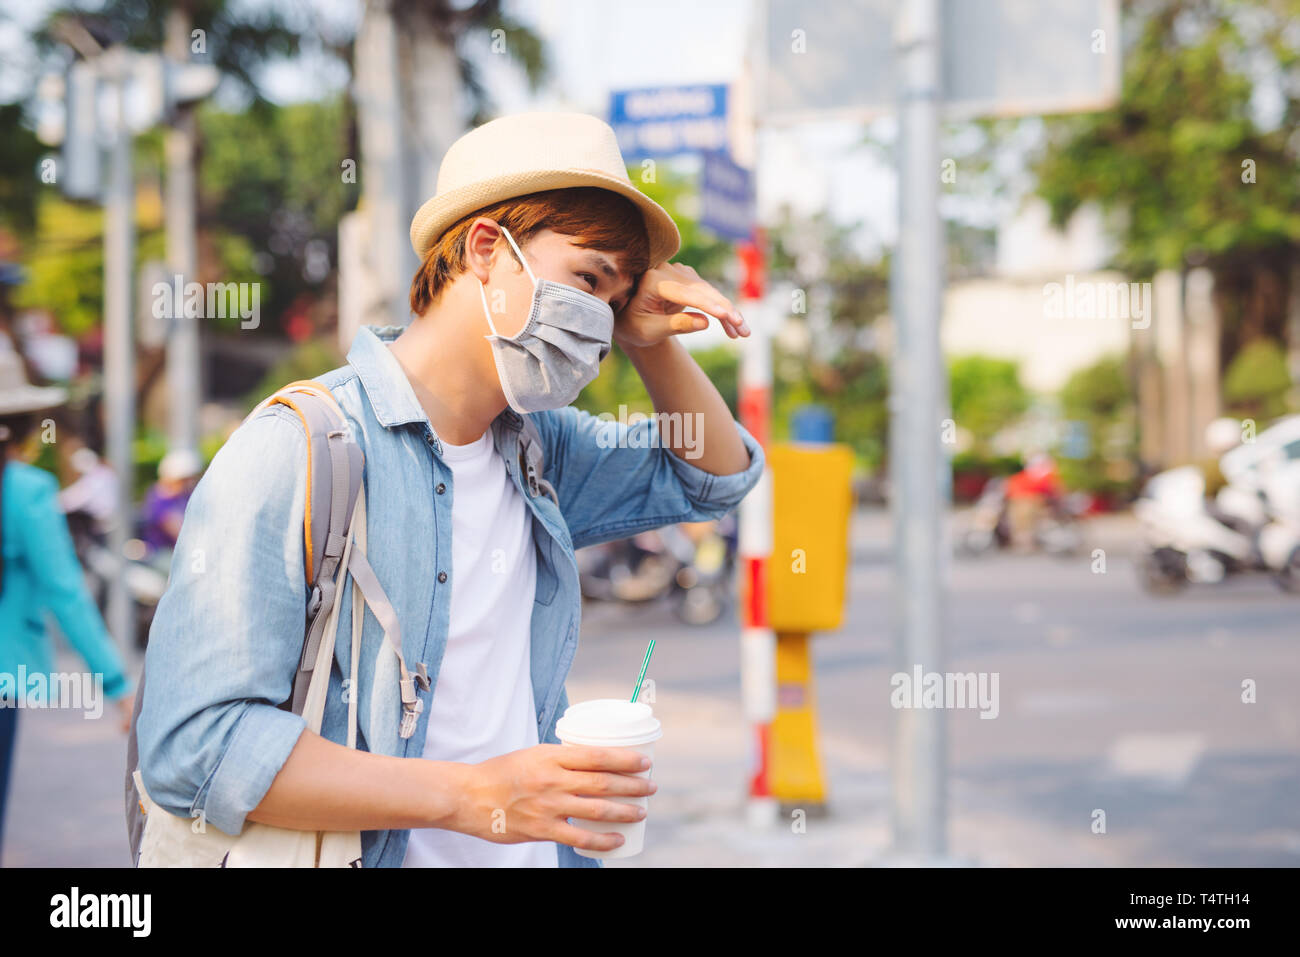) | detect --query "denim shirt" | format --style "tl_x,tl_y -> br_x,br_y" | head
137,324 -> 764,867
